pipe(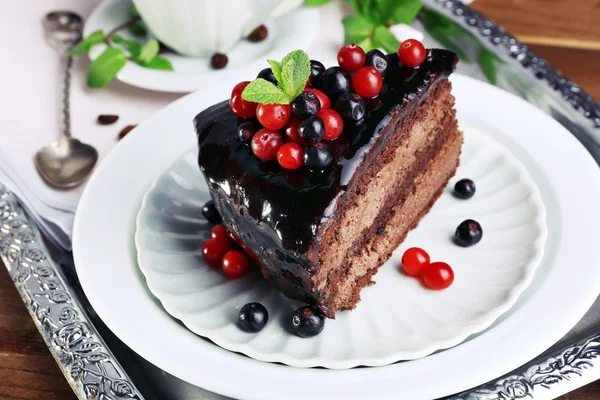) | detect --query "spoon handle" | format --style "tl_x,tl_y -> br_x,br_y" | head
60,55 -> 73,139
